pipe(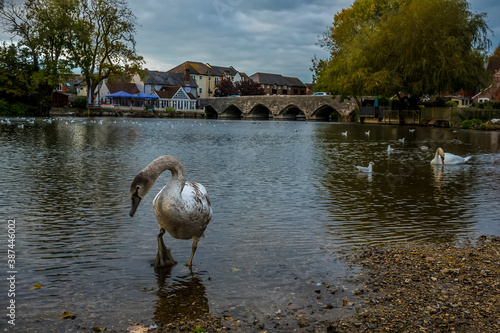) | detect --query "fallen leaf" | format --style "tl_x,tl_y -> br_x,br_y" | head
232,267 -> 241,272
30,284 -> 42,290
57,311 -> 73,319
